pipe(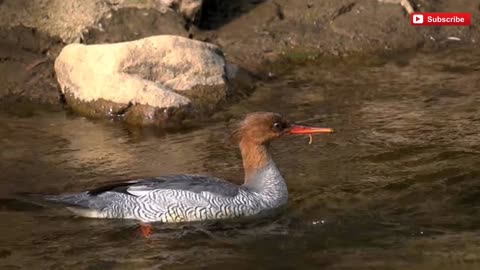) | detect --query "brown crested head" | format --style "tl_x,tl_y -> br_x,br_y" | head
230,112 -> 335,146
230,112 -> 290,145
231,112 -> 334,182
